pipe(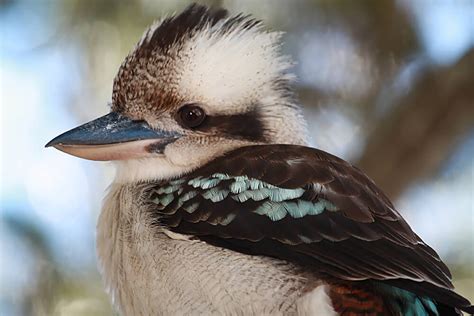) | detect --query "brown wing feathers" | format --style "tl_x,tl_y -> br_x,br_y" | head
147,144 -> 473,314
